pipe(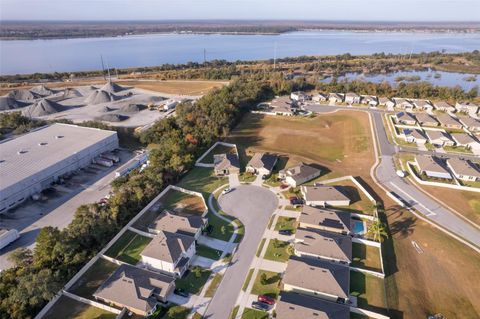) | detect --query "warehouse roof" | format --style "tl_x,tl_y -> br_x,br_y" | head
0,123 -> 117,194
